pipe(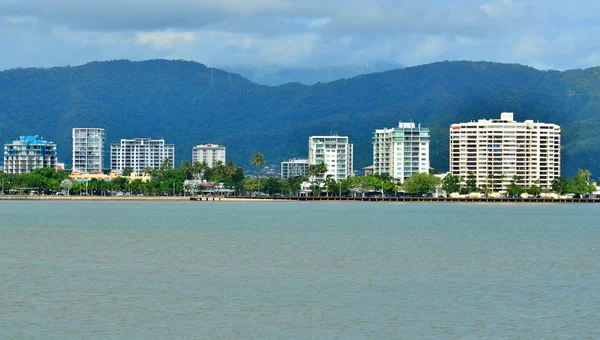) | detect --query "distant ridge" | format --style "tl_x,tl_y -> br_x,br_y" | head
1,59 -> 600,176
221,61 -> 404,86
